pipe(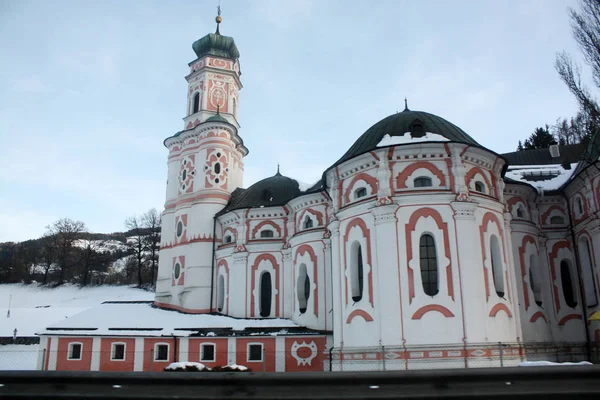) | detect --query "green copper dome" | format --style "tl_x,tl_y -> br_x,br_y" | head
205,112 -> 229,123
192,32 -> 240,60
